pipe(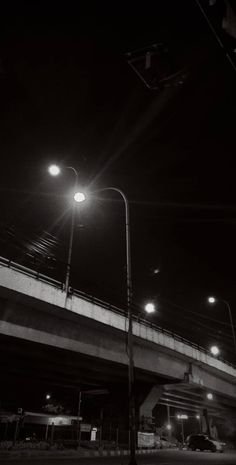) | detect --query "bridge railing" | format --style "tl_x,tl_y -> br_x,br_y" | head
0,255 -> 235,369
